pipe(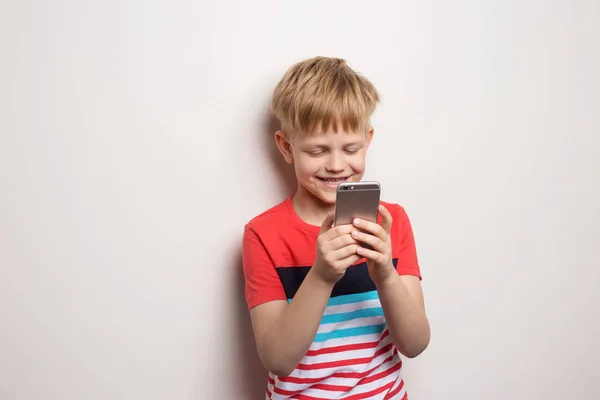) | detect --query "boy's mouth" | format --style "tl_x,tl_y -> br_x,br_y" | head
317,176 -> 349,187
